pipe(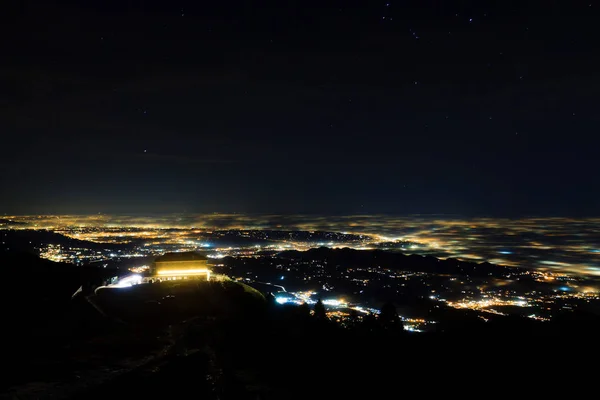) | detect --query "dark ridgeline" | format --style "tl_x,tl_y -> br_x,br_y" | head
277,246 -> 527,278
0,219 -> 26,225
0,229 -> 132,254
